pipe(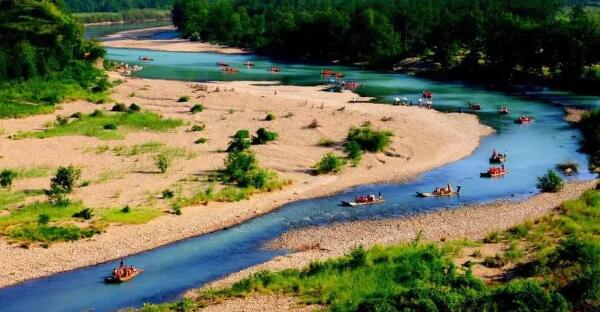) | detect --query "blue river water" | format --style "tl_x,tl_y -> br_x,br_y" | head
1,35 -> 599,312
